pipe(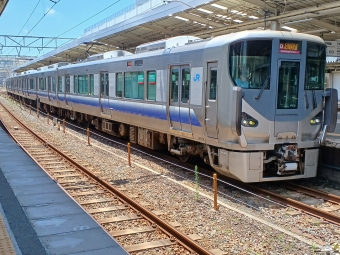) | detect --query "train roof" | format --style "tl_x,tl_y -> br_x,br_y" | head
70,30 -> 325,66
205,30 -> 325,49
8,30 -> 326,76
